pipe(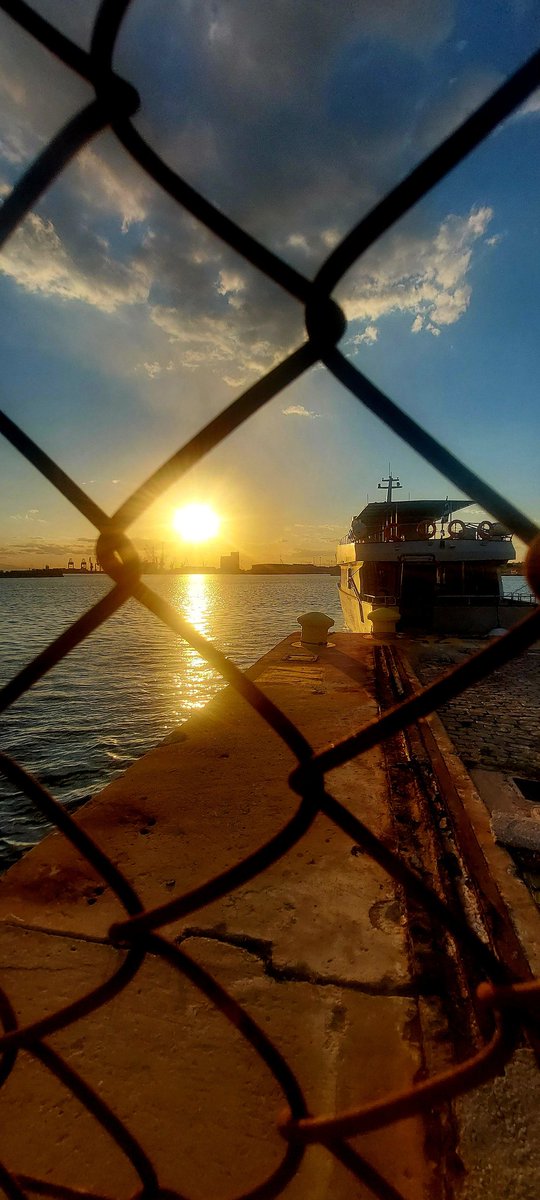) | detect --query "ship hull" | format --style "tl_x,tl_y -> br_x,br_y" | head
338,583 -> 535,636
